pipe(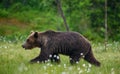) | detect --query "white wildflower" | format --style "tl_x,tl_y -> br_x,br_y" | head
47,59 -> 50,62
18,63 -> 26,72
56,56 -> 60,59
82,64 -> 86,67
87,68 -> 90,73
76,61 -> 79,64
111,68 -> 115,74
43,66 -> 47,70
4,46 -> 7,49
64,64 -> 66,68
37,61 -> 40,63
51,70 -> 53,72
79,70 -> 83,74
70,58 -> 72,60
45,60 -> 48,63
62,72 -> 66,74
18,66 -> 23,72
80,53 -> 83,56
68,67 -> 72,70
47,63 -> 50,66
24,67 -> 28,71
50,64 -> 53,67
58,65 -> 61,67
54,55 -> 57,58
82,56 -> 85,58
49,54 -> 52,58
77,67 -> 80,71
88,64 -> 92,68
